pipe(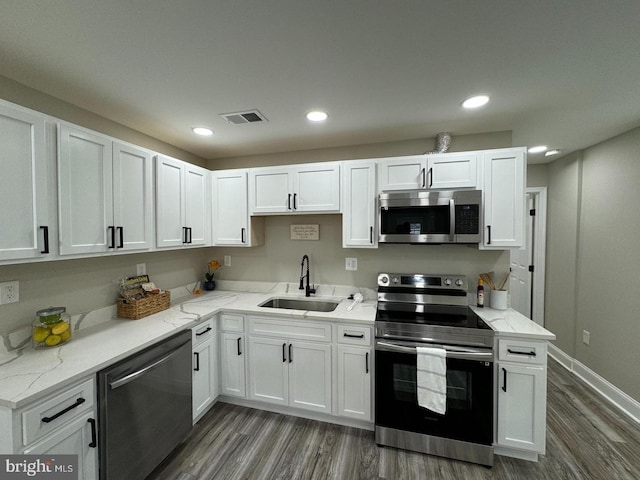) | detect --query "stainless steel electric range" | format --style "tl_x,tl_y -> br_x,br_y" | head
374,273 -> 495,467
